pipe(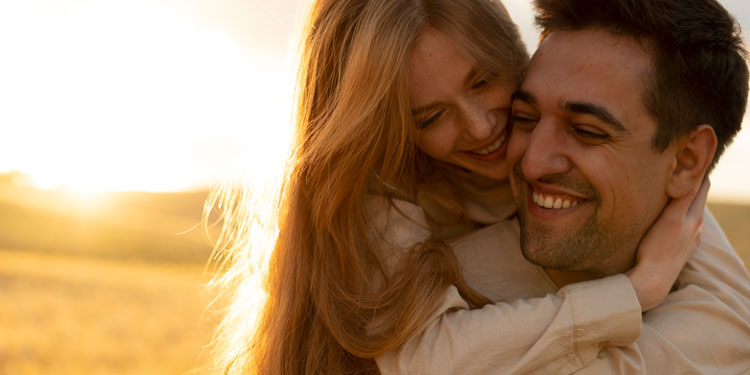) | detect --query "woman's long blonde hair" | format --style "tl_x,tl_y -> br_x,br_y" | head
207,0 -> 527,373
